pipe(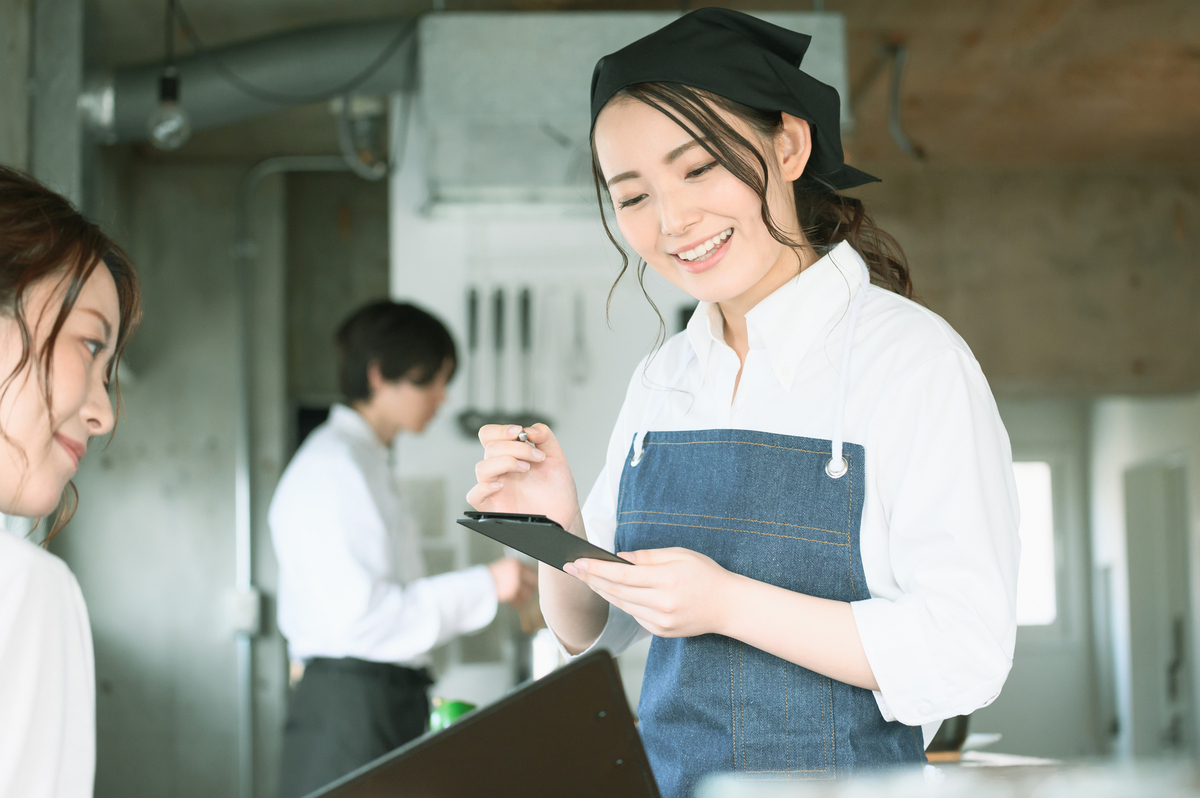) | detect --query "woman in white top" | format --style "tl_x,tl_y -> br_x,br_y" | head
468,10 -> 1019,796
0,165 -> 141,798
